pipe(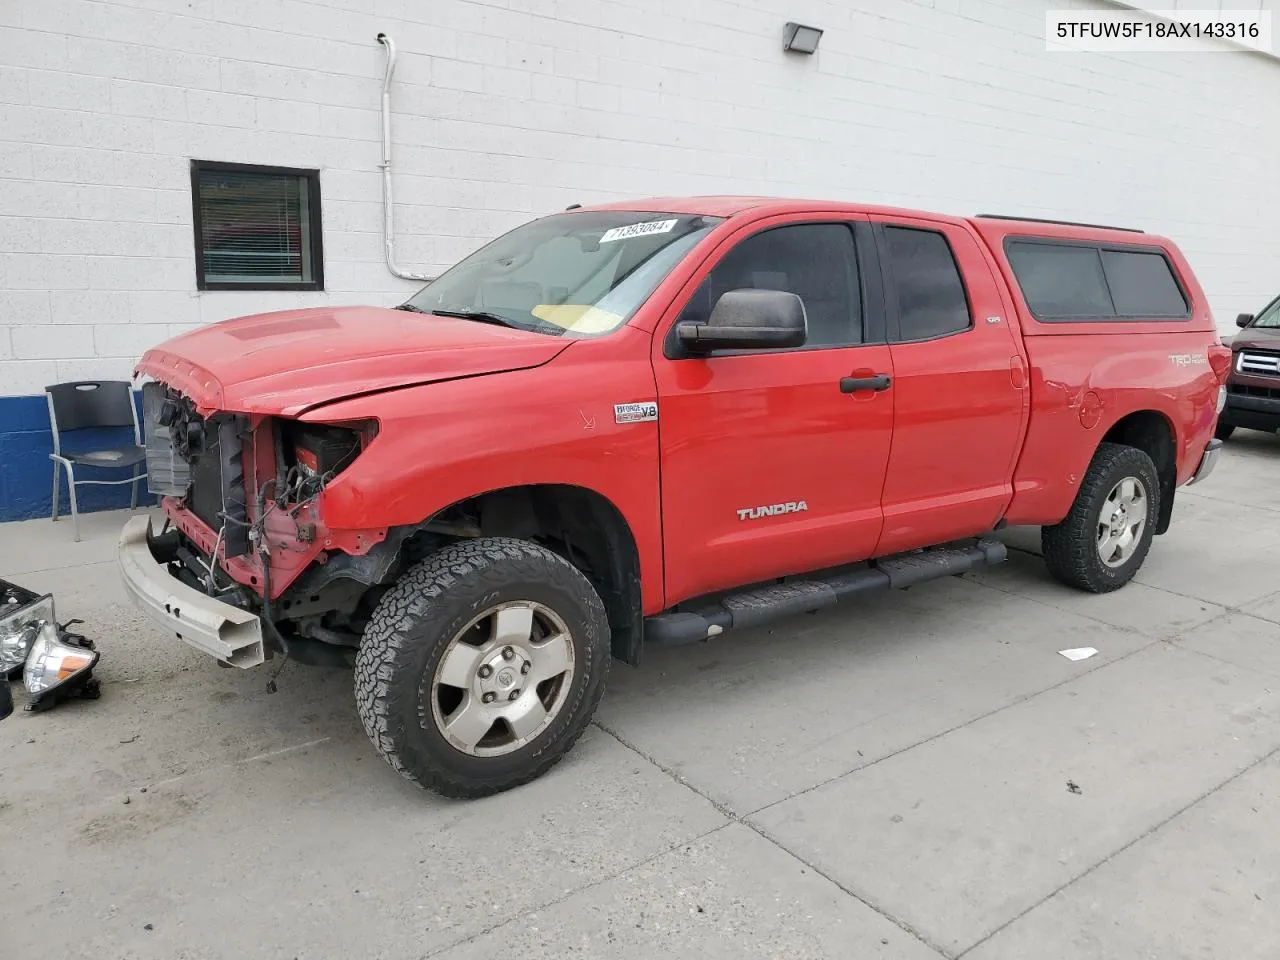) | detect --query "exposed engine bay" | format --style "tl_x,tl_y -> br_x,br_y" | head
140,381 -> 394,665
